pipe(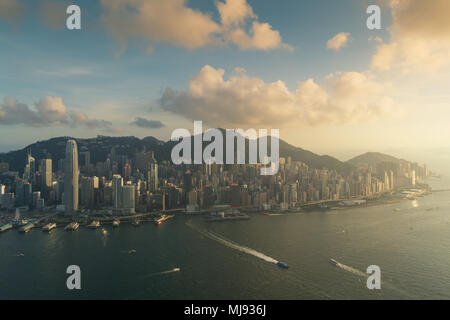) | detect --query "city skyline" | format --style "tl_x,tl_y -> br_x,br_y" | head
1,0 -> 450,160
